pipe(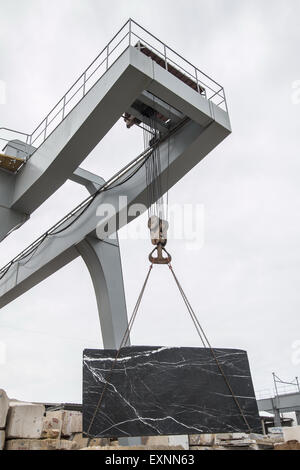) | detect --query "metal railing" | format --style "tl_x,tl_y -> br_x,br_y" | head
0,19 -> 227,161
255,388 -> 273,400
256,384 -> 300,400
0,128 -> 32,161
